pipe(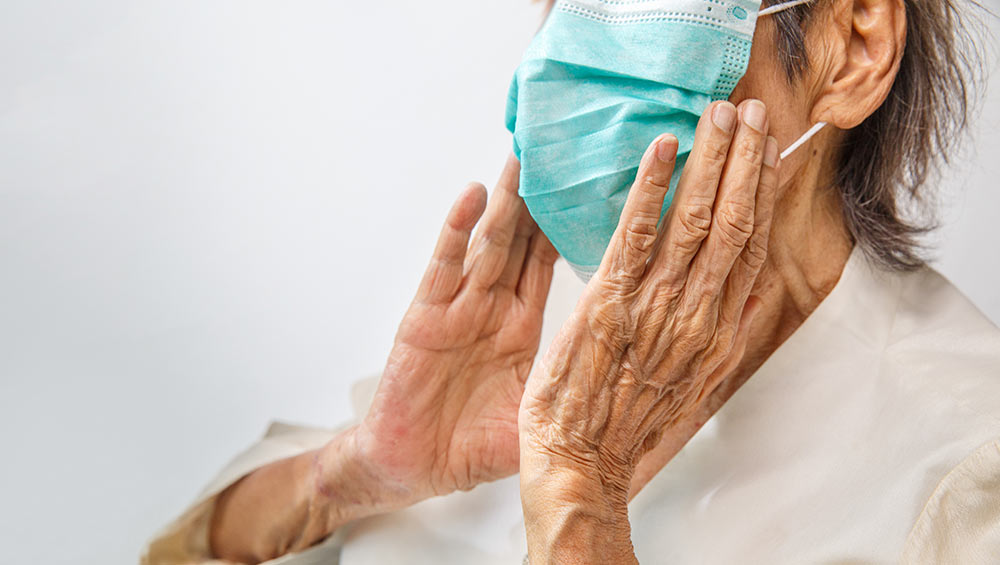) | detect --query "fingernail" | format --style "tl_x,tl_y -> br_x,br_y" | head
656,135 -> 678,163
712,102 -> 737,134
743,100 -> 767,133
764,136 -> 779,167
